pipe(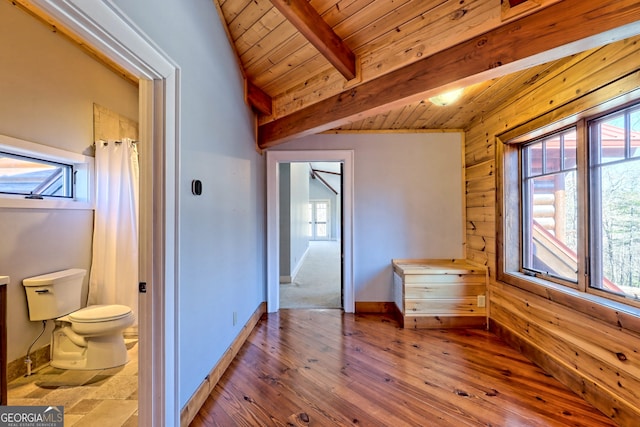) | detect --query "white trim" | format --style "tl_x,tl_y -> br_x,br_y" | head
267,150 -> 355,313
290,244 -> 310,282
26,1 -> 180,425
